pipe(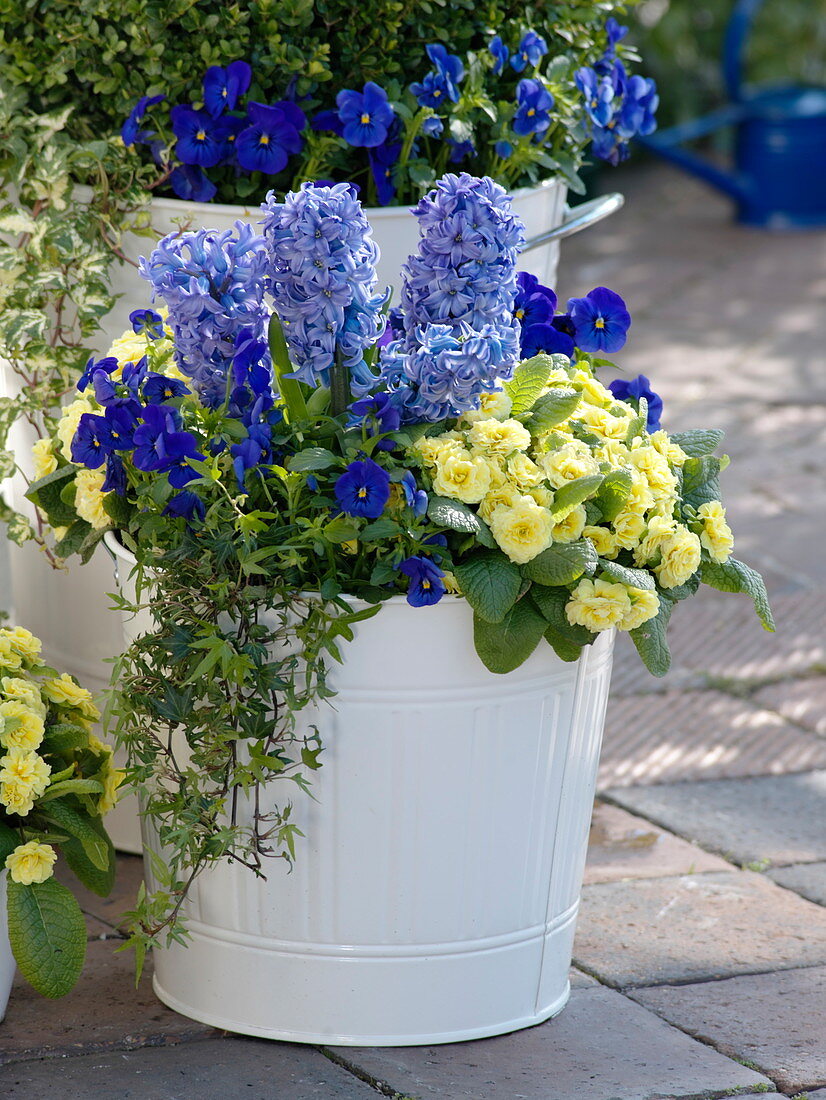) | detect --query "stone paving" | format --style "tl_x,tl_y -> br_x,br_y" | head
1,164 -> 824,1097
